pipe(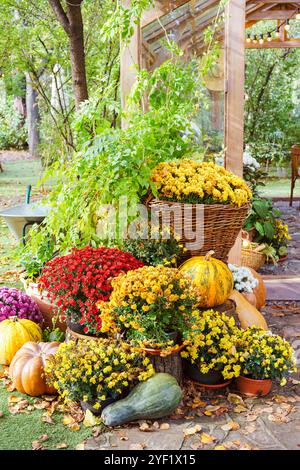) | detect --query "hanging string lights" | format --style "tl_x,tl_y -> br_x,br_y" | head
245,10 -> 300,44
